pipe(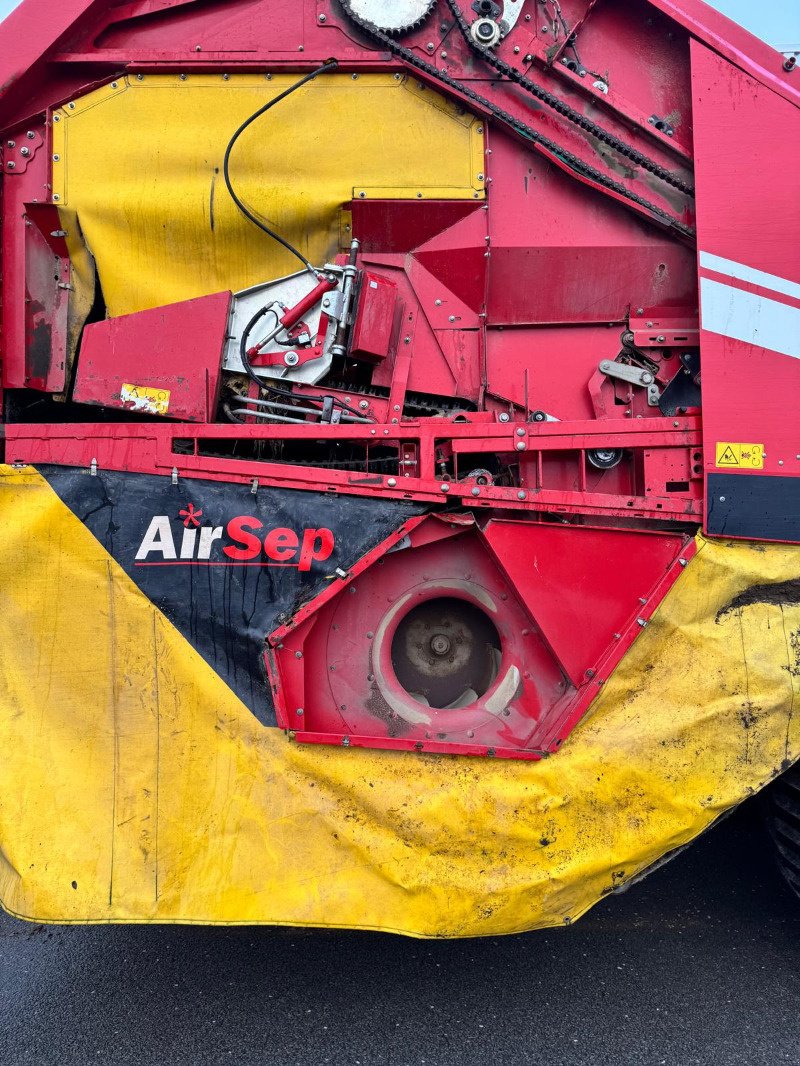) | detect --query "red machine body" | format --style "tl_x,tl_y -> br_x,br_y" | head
0,0 -> 798,760
73,292 -> 231,421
